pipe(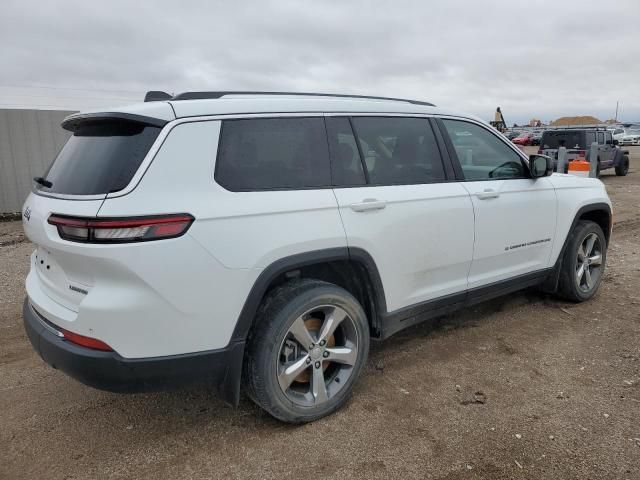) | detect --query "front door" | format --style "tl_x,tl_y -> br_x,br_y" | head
439,118 -> 557,290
